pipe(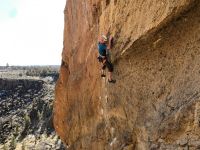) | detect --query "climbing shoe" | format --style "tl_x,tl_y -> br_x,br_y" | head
101,74 -> 106,77
108,79 -> 116,83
